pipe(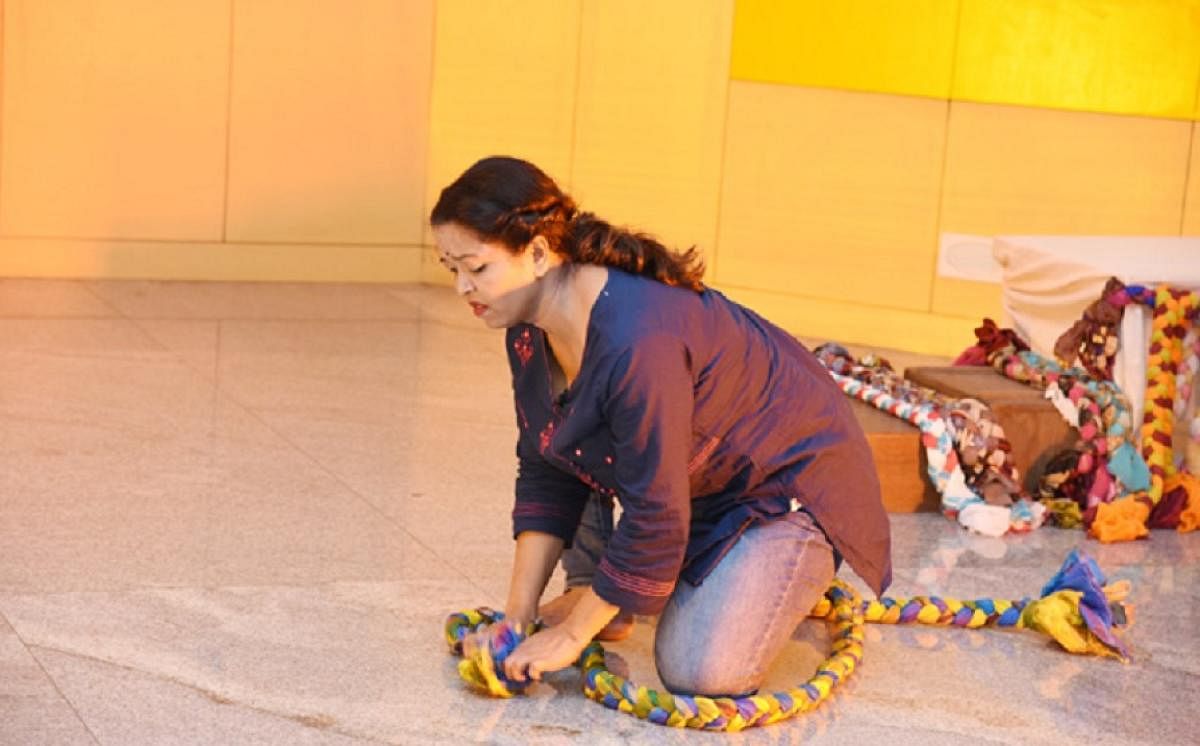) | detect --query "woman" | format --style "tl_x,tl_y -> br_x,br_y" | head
431,156 -> 891,697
